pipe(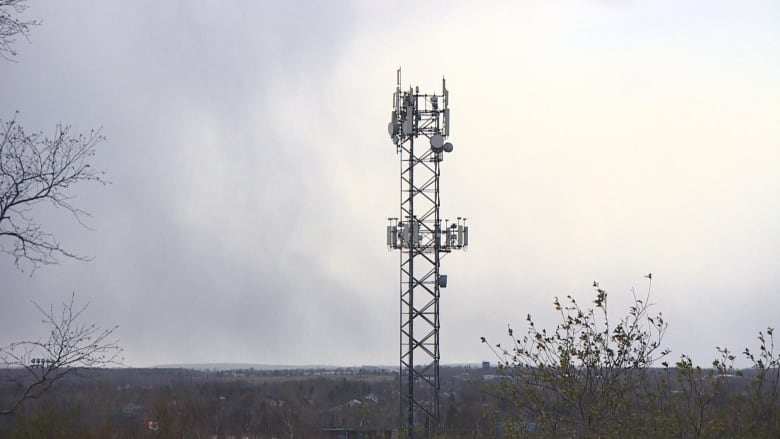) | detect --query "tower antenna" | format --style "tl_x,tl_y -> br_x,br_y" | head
386,68 -> 469,438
